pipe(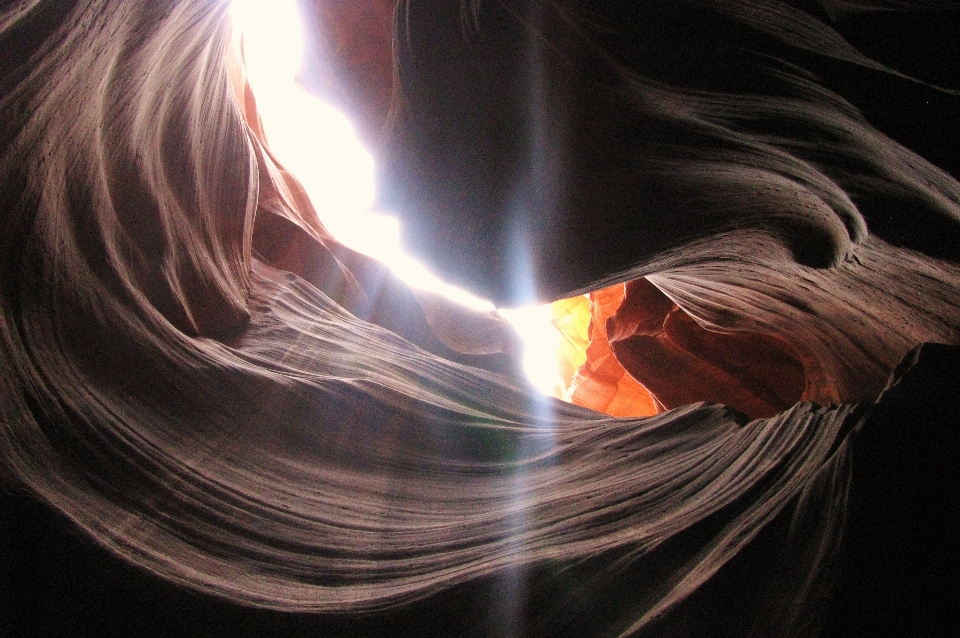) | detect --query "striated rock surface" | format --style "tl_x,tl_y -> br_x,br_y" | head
2,1 -> 959,635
